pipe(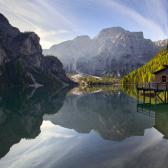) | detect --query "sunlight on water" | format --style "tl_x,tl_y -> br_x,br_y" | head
0,121 -> 165,168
